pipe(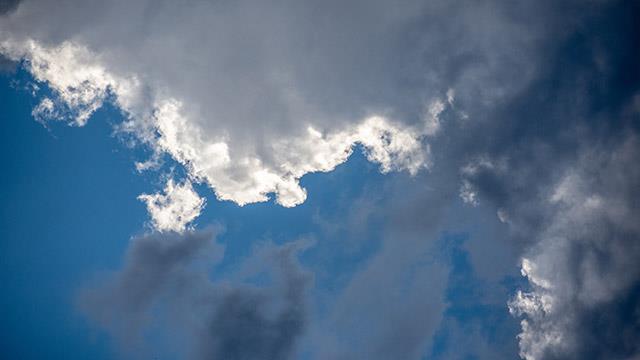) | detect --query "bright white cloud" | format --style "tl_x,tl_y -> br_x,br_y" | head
31,97 -> 57,123
0,39 -> 141,126
138,179 -> 205,233
0,36 -> 441,209
152,99 -> 434,207
1,0 -> 539,223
